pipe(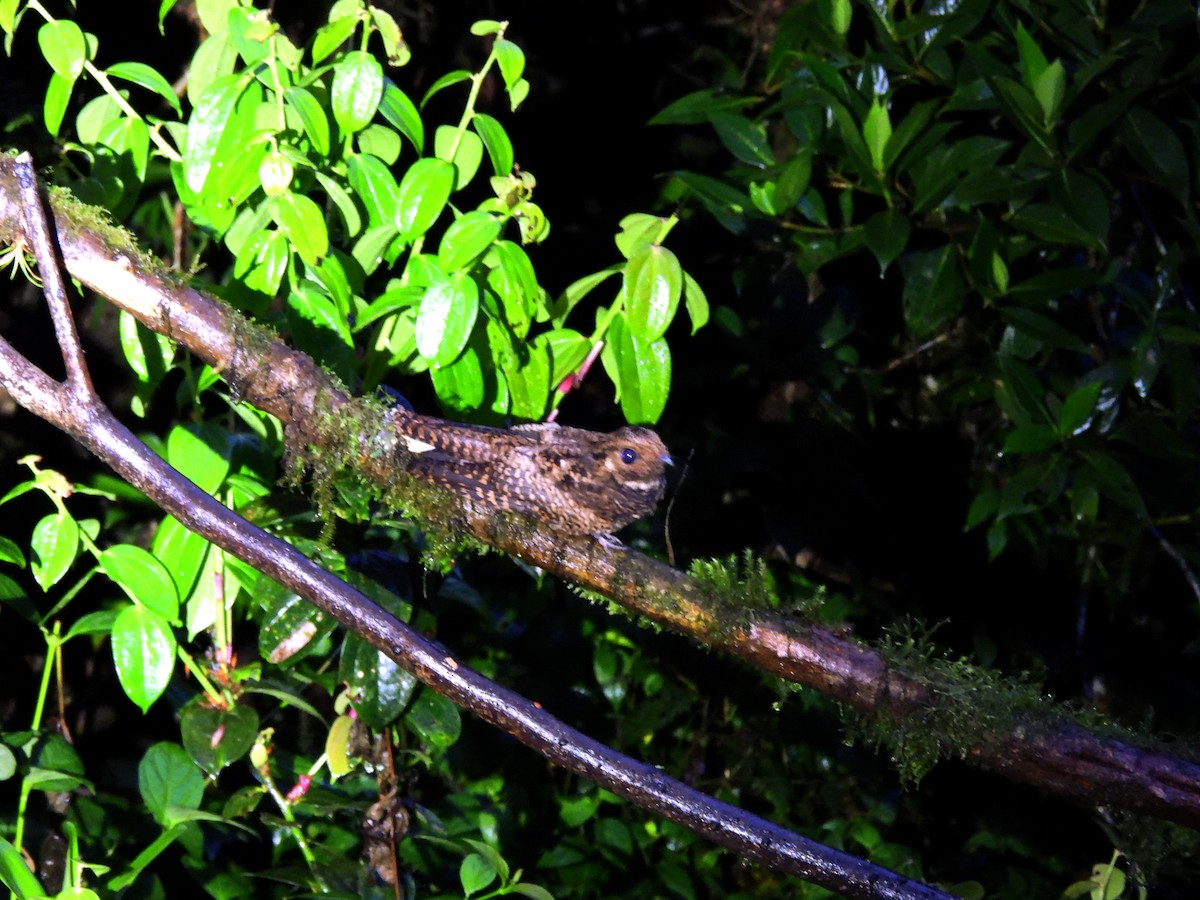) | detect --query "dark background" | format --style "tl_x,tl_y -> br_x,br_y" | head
1,1 -> 1197,895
